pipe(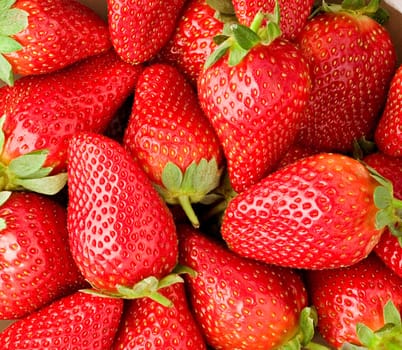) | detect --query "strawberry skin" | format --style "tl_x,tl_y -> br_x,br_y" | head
108,0 -> 186,64
198,41 -> 311,193
221,153 -> 383,270
306,253 -> 402,348
178,224 -> 308,350
2,0 -> 111,80
112,283 -> 207,349
0,49 -> 142,176
0,291 -> 123,349
123,63 -> 223,227
67,132 -> 178,295
375,64 -> 402,157
232,0 -> 315,41
0,191 -> 85,320
159,0 -> 226,85
364,152 -> 402,278
296,9 -> 396,153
